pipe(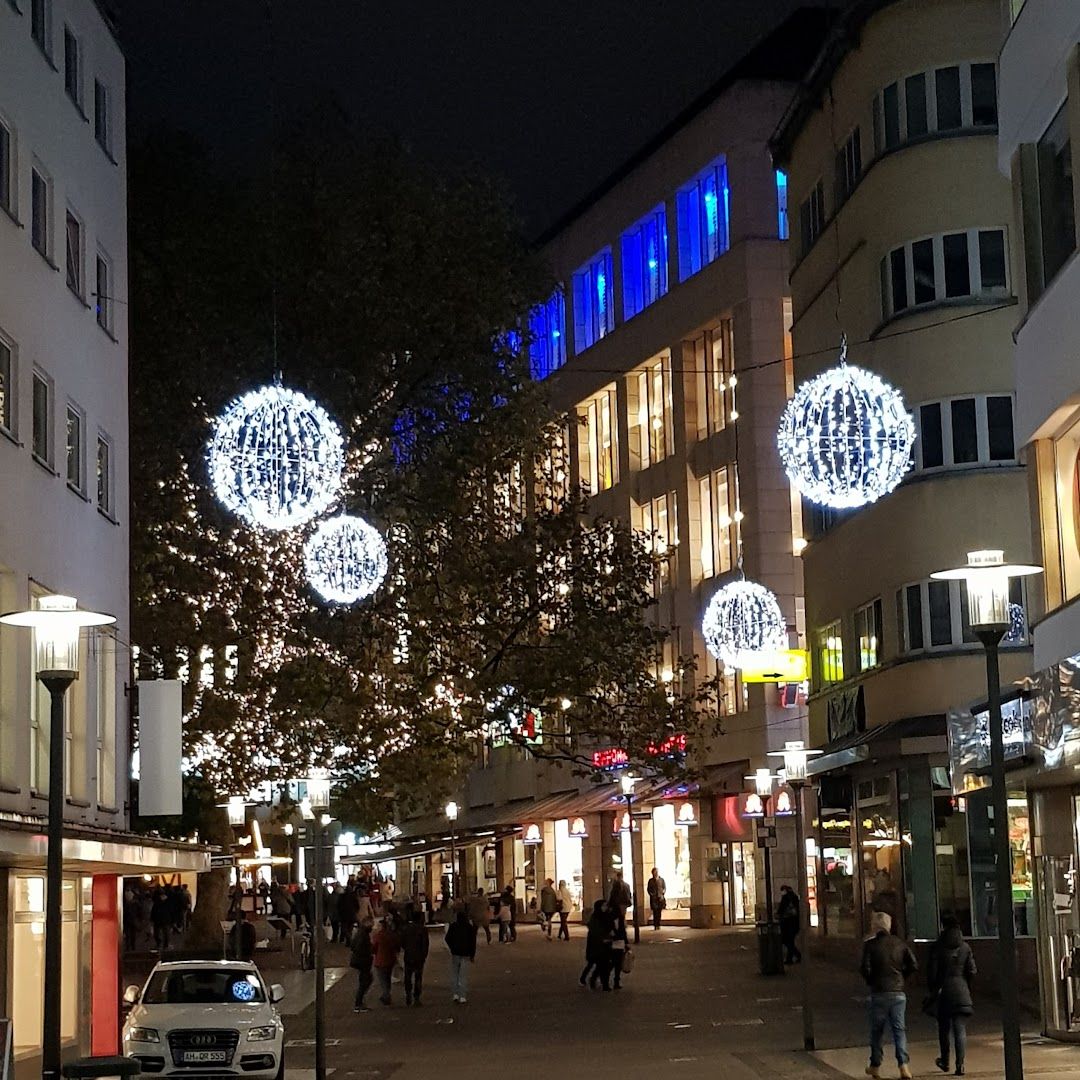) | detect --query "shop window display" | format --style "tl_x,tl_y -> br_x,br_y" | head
965,787 -> 1033,937
819,779 -> 857,936
858,775 -> 904,936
